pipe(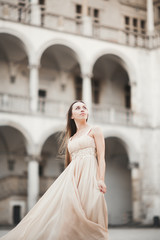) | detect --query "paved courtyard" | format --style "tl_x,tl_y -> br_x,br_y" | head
0,227 -> 160,240
108,228 -> 160,240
